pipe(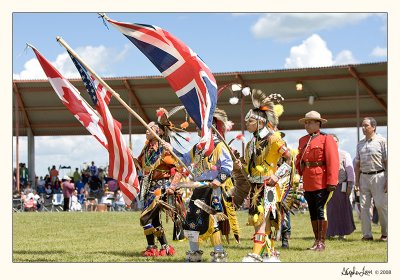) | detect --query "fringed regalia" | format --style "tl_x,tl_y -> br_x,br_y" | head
181,139 -> 234,262
241,90 -> 292,262
138,139 -> 183,256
